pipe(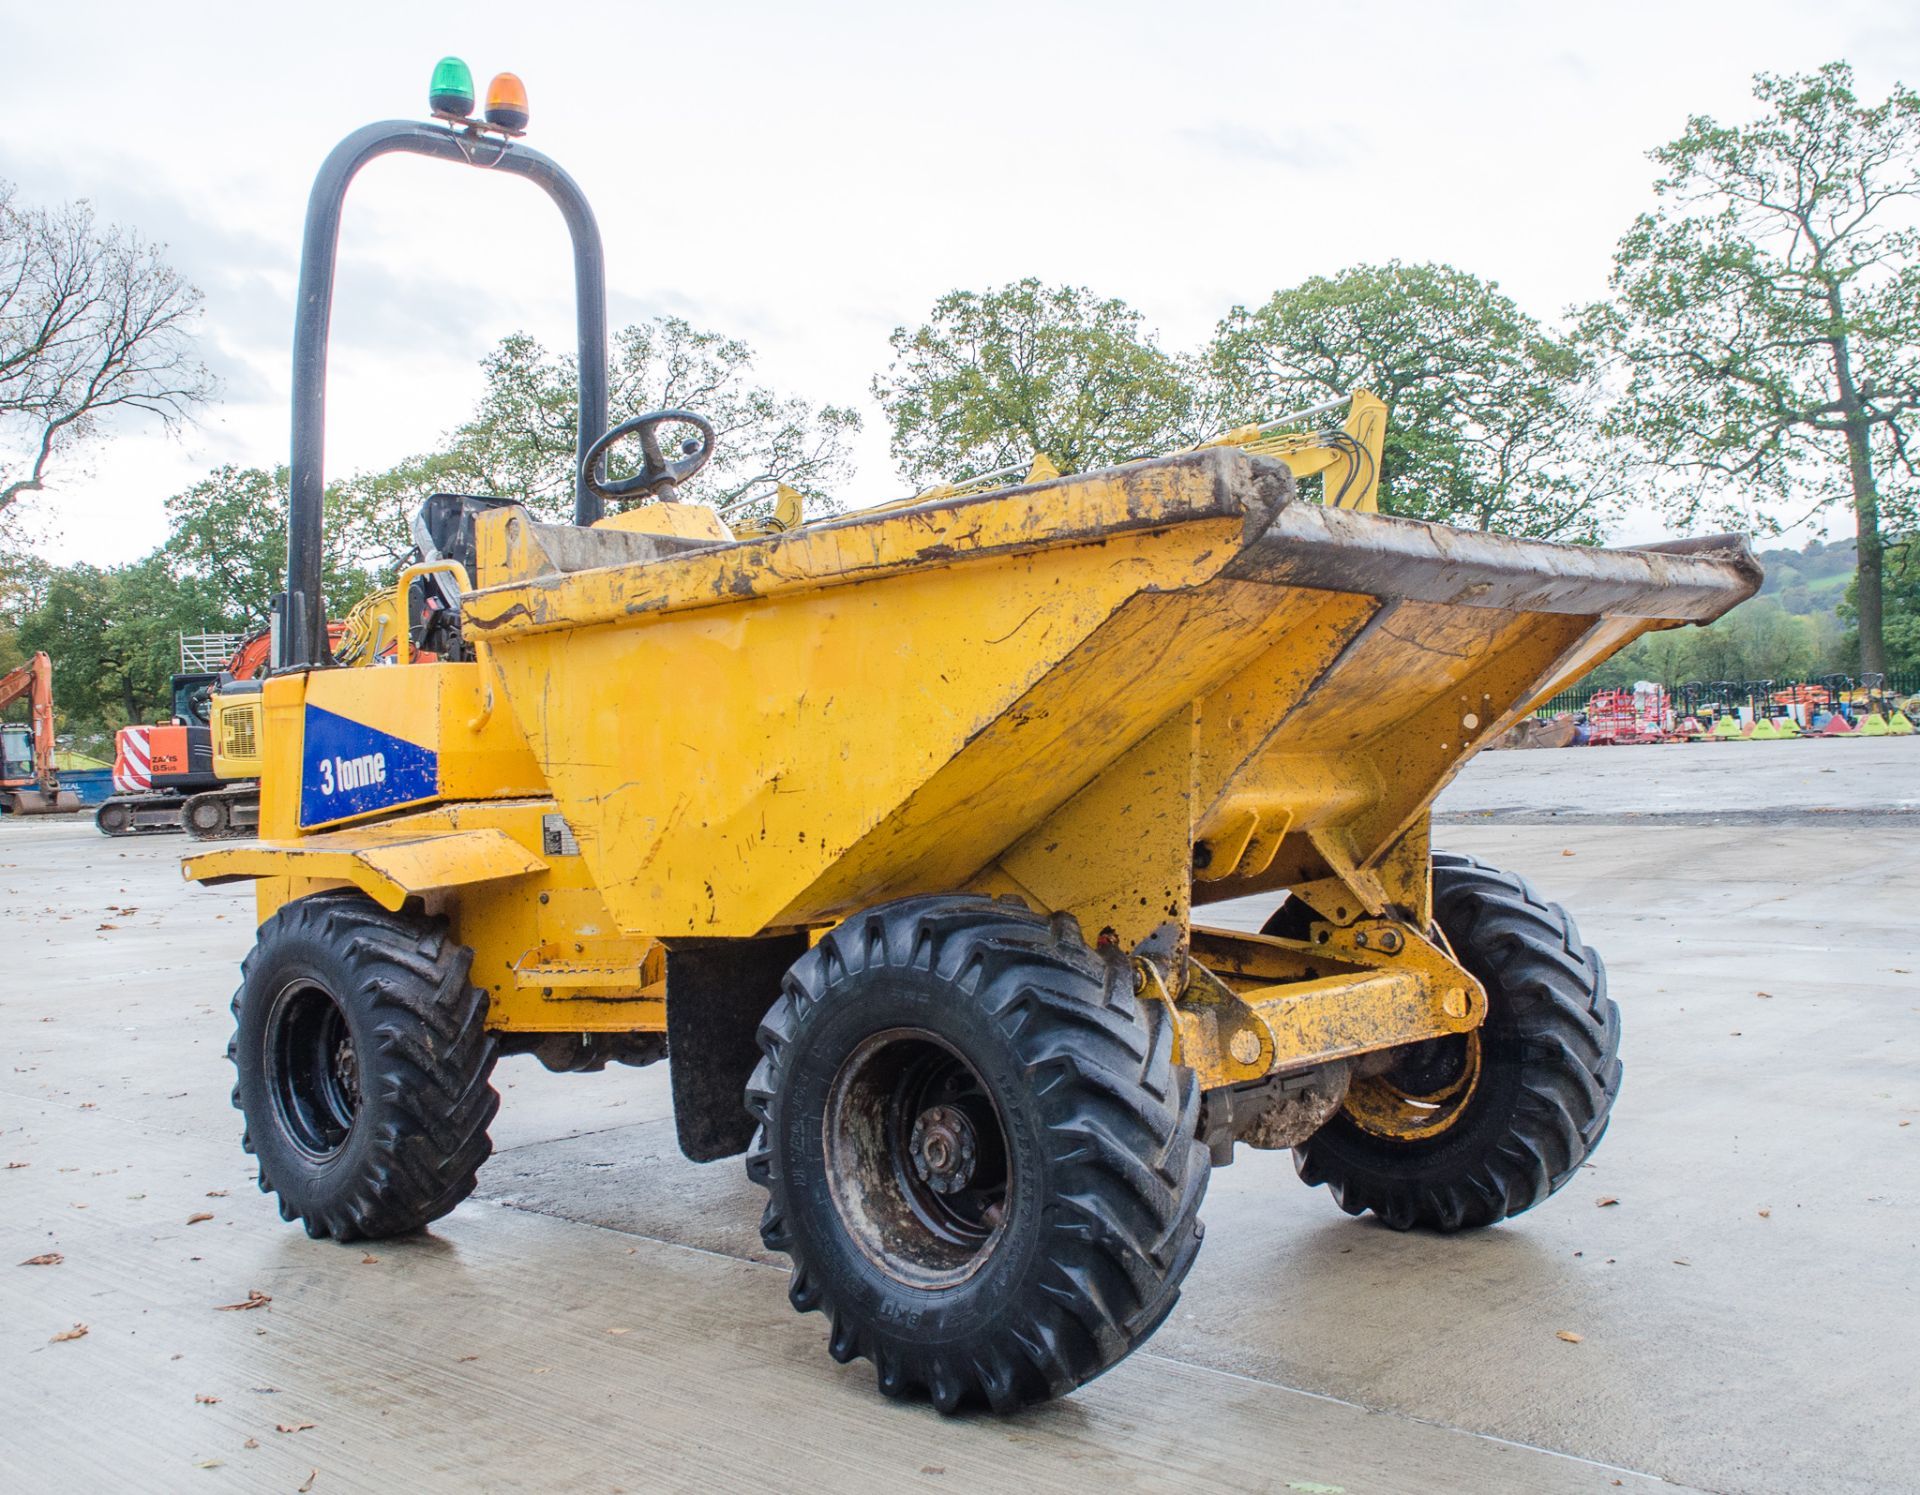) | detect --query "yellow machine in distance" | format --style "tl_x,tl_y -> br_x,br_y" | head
184,67 -> 1762,1417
